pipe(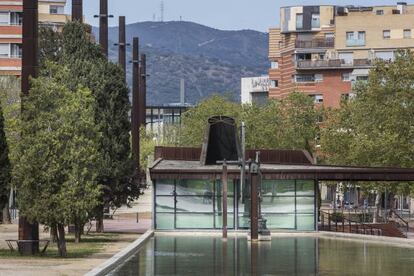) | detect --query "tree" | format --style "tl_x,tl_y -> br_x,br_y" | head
0,103 -> 11,224
14,63 -> 102,256
166,93 -> 320,153
0,76 -> 20,224
40,22 -> 136,231
320,51 -> 414,220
